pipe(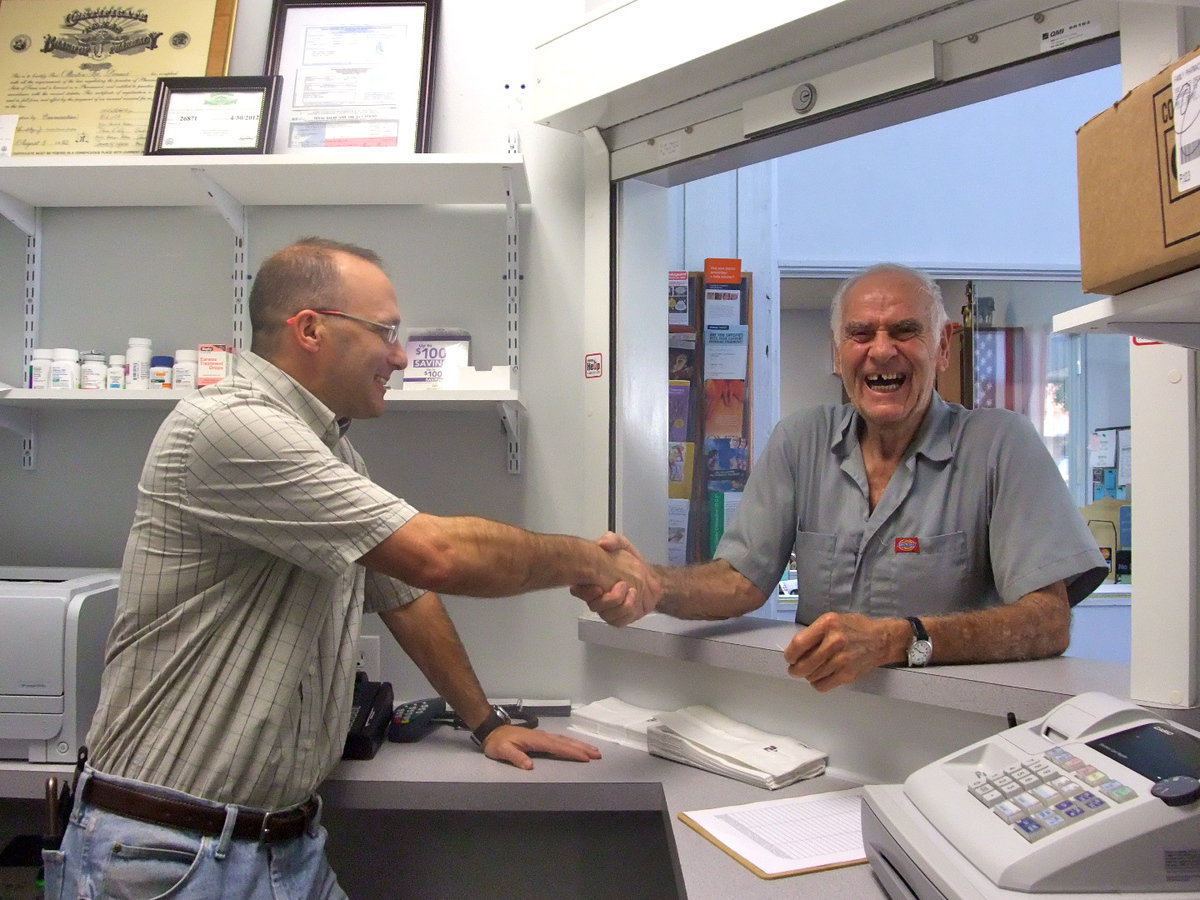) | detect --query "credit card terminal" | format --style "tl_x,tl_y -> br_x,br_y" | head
862,692 -> 1200,899
388,697 -> 449,743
